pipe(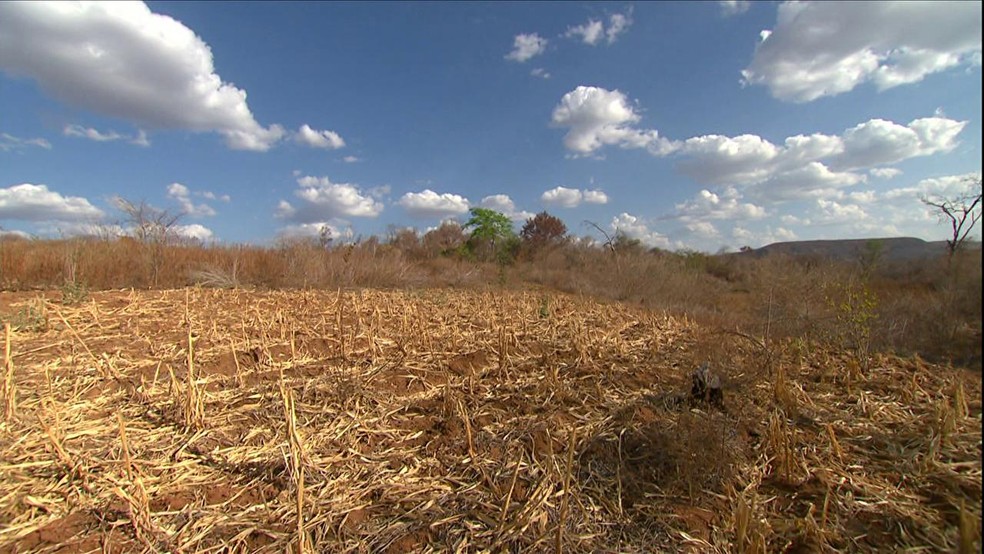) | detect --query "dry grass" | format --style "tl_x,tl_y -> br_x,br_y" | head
0,288 -> 979,552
